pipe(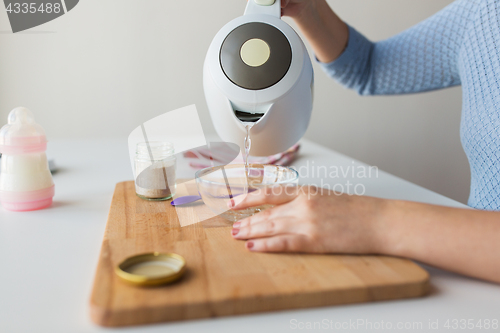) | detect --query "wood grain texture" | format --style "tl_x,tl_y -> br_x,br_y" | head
89,181 -> 429,327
